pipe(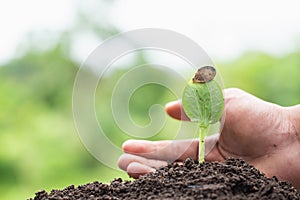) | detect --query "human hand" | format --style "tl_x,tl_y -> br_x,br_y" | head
118,88 -> 300,189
